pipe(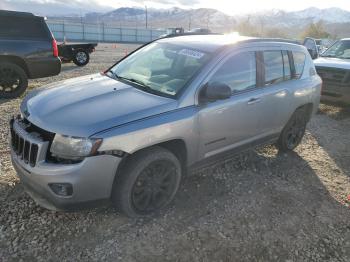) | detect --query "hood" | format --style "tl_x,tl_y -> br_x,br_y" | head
314,57 -> 350,70
21,74 -> 178,137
